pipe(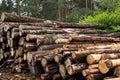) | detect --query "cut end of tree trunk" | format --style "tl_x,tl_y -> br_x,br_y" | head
41,57 -> 48,67
87,54 -> 101,65
67,66 -> 73,75
98,60 -> 109,74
